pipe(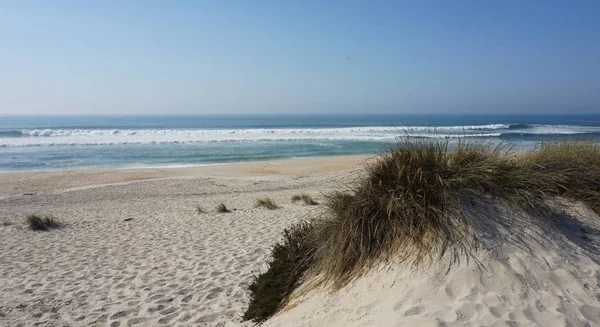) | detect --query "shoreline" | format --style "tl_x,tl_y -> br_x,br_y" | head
0,155 -> 371,194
